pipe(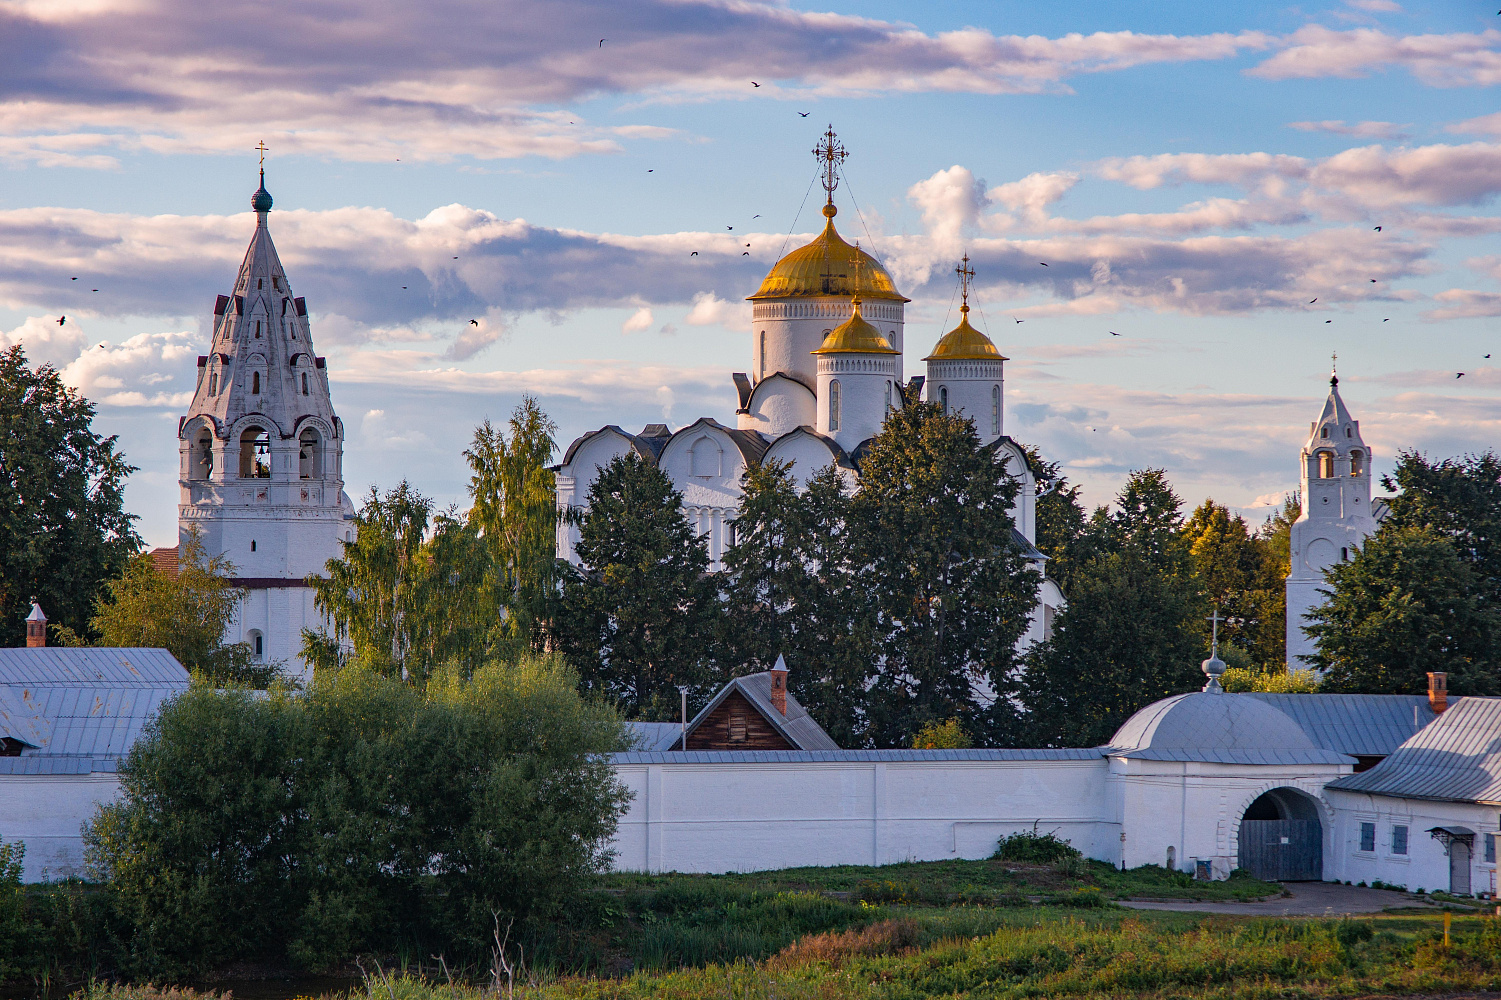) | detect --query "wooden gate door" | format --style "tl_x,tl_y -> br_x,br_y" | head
1238,819 -> 1323,881
1450,838 -> 1472,895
